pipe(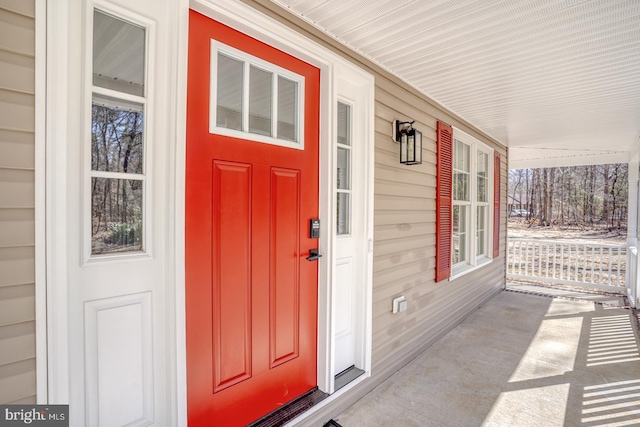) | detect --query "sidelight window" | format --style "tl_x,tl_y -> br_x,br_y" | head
90,10 -> 147,255
336,102 -> 352,235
